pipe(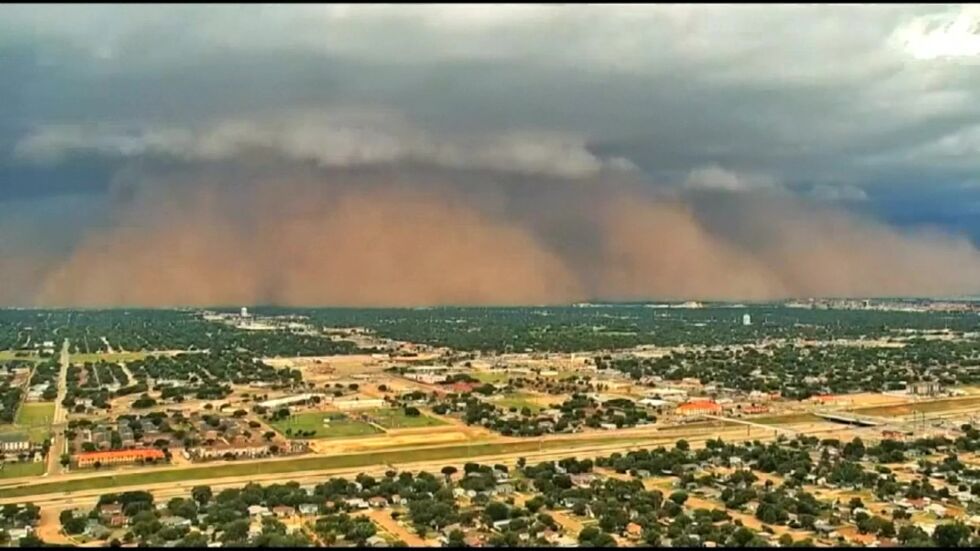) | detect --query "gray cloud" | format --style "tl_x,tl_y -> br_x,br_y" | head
2,5 -> 980,304
14,110 -> 635,179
